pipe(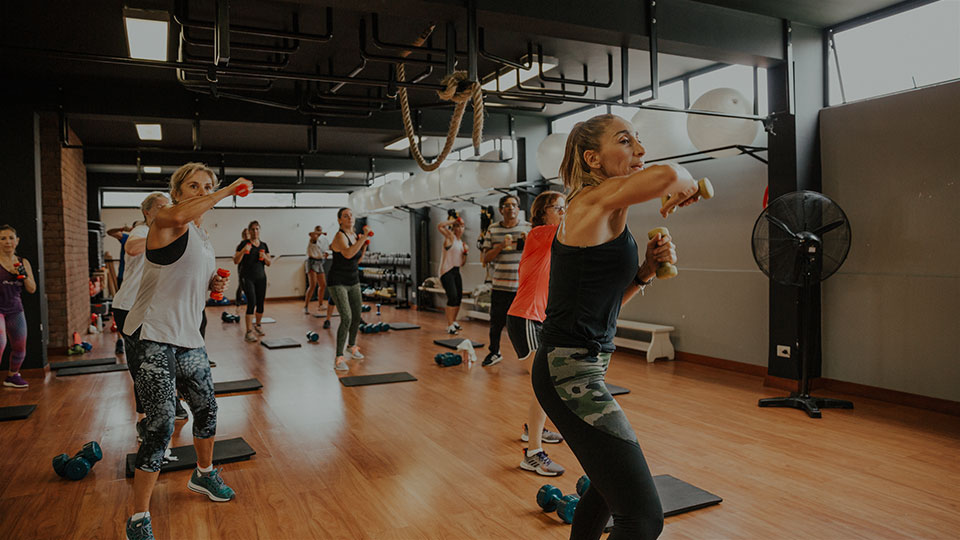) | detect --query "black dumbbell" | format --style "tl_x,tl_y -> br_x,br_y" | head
537,484 -> 579,524
53,441 -> 102,481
